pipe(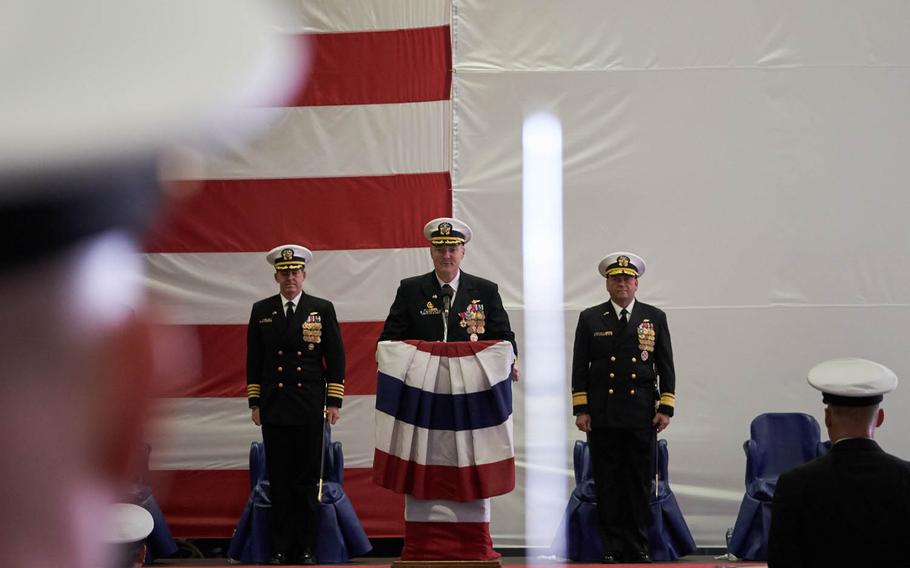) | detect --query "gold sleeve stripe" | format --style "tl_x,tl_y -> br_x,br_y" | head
247,384 -> 260,393
572,392 -> 588,405
327,383 -> 345,397
659,393 -> 675,407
